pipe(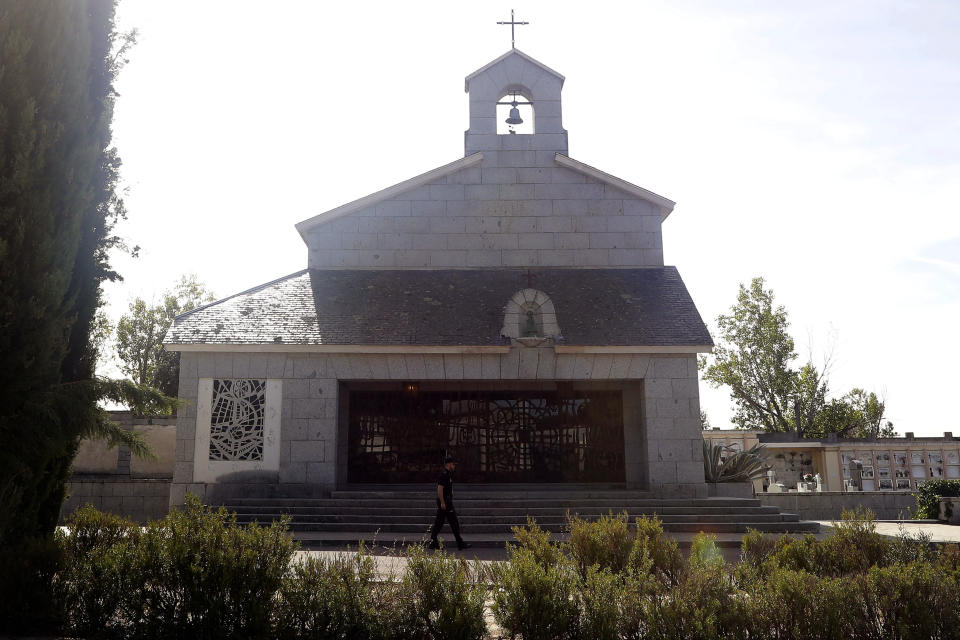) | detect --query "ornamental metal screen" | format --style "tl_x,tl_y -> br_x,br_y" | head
209,379 -> 266,461
347,389 -> 625,483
